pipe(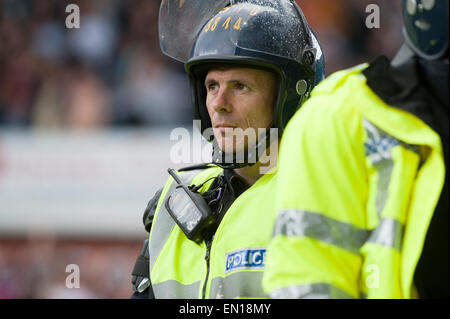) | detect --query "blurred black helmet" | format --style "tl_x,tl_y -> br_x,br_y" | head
402,0 -> 449,60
